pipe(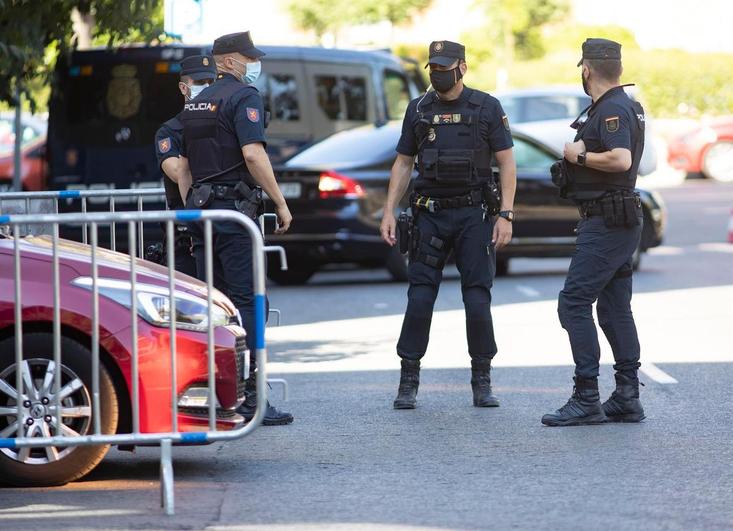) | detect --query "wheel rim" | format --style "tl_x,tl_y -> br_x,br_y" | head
704,141 -> 733,182
0,358 -> 92,464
